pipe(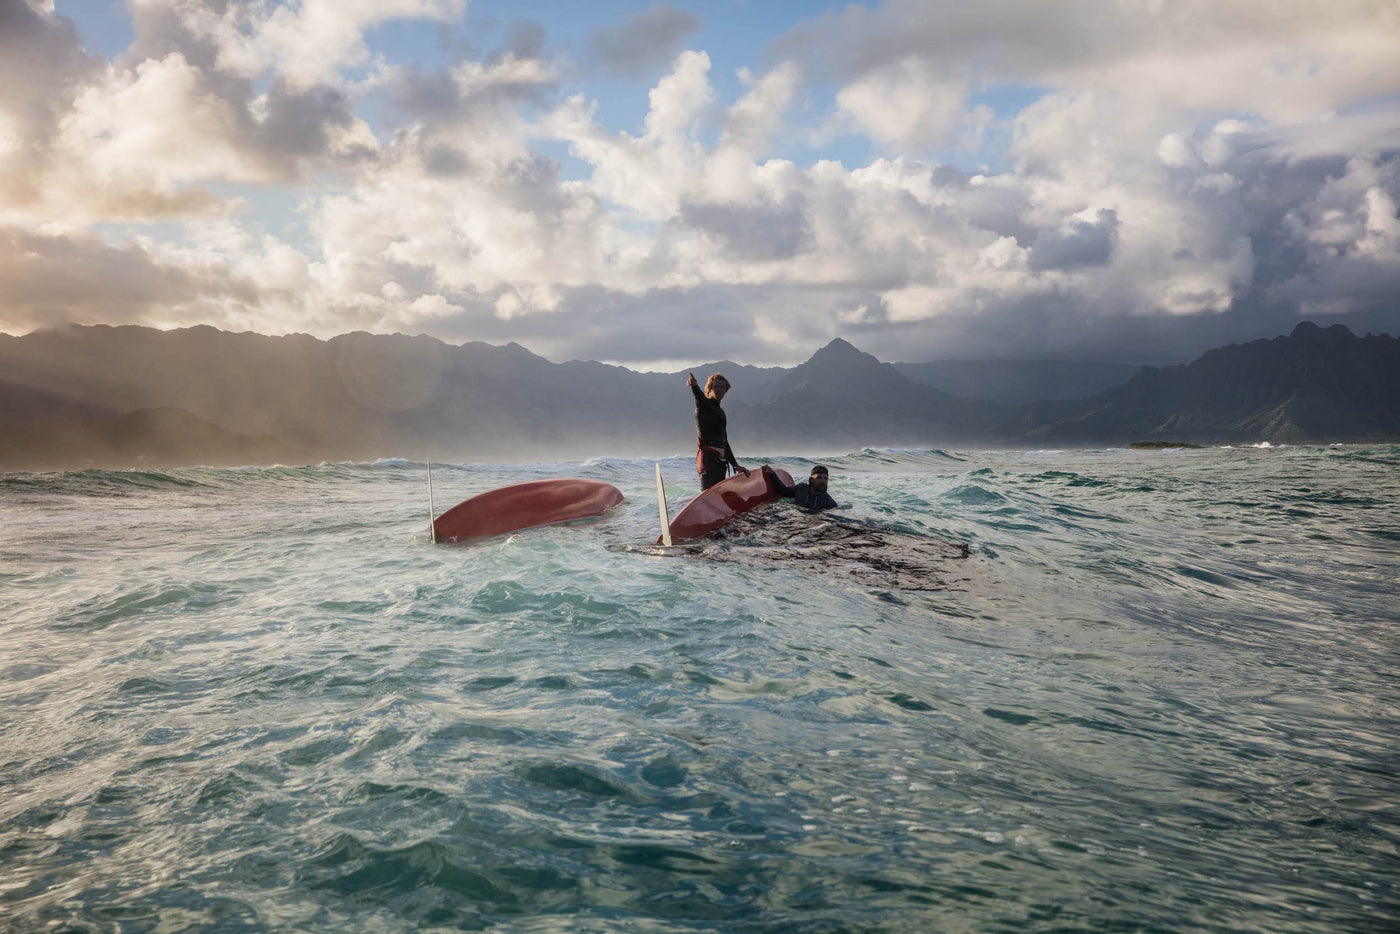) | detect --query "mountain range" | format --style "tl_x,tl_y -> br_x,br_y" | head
1,321 -> 1396,470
